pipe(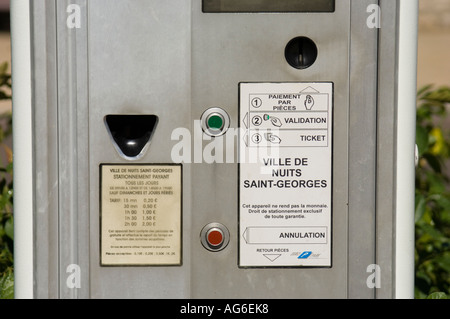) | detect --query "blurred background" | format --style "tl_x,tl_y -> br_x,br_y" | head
418,0 -> 450,88
0,0 -> 10,114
